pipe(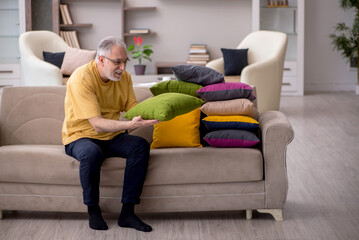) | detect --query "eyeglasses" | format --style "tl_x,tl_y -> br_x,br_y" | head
102,55 -> 130,66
